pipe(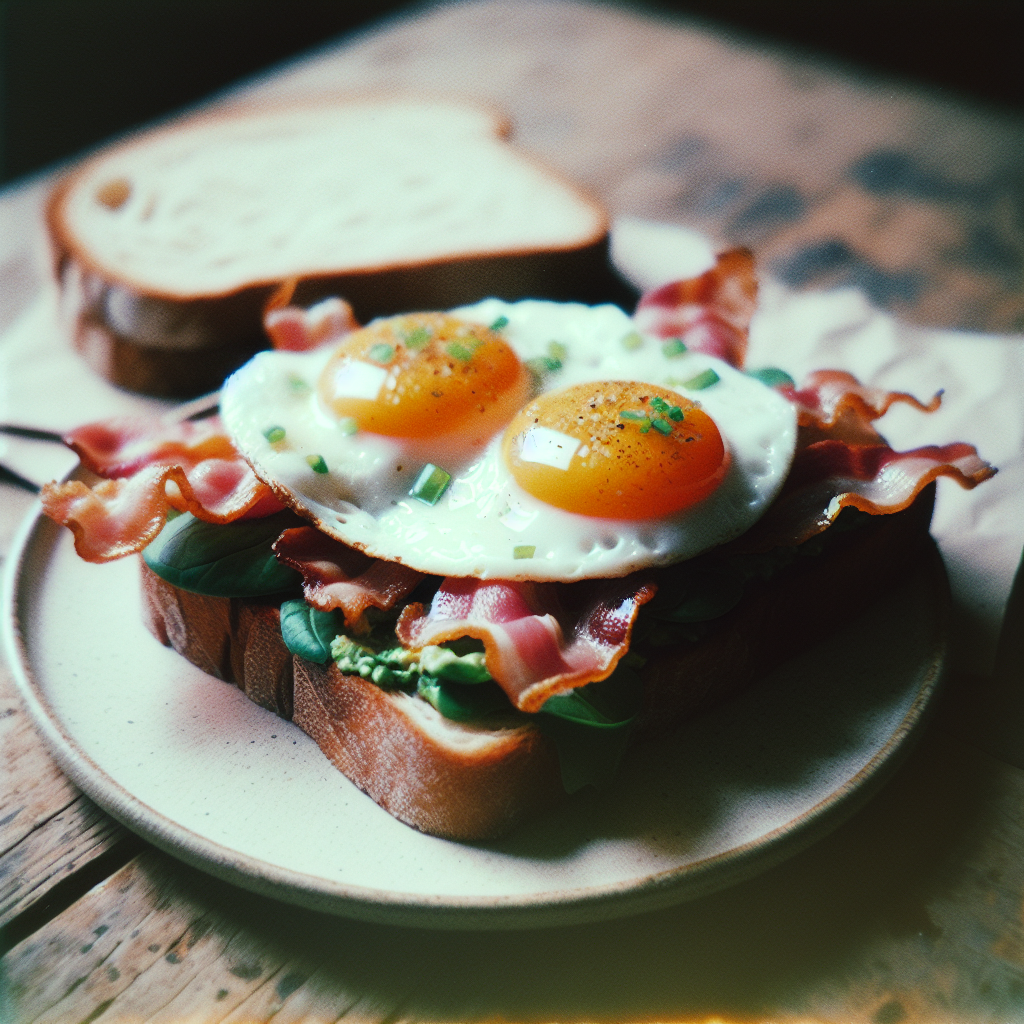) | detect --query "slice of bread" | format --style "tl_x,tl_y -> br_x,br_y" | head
137,488 -> 937,841
140,564 -> 564,839
48,95 -> 626,397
